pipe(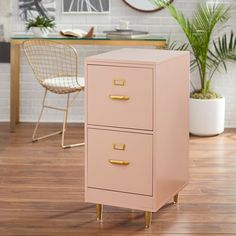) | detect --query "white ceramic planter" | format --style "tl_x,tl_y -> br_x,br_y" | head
31,27 -> 48,37
190,97 -> 225,136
